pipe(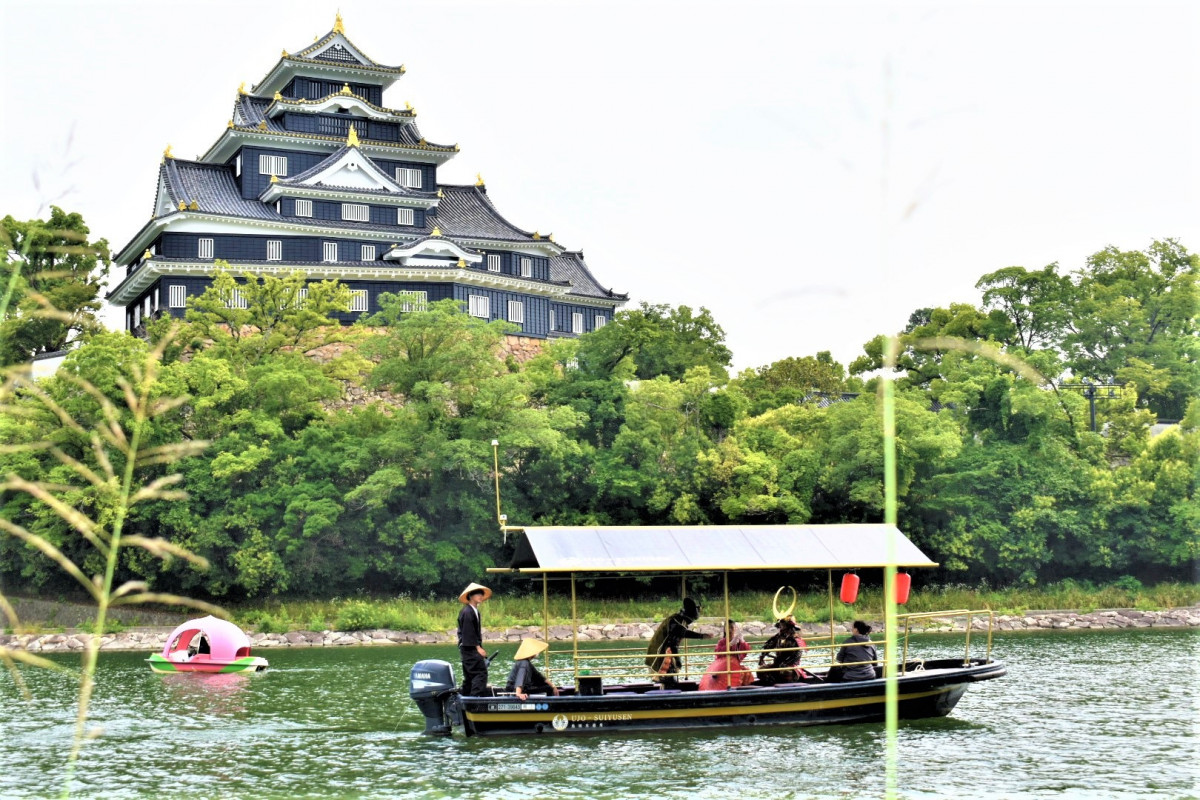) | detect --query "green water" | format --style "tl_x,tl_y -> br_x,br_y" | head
1,629 -> 1197,799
